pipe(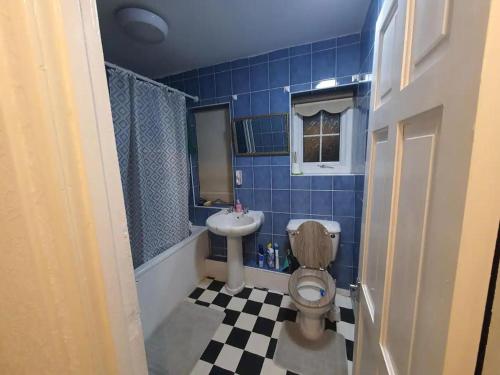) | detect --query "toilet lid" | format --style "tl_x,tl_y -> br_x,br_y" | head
292,221 -> 334,269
